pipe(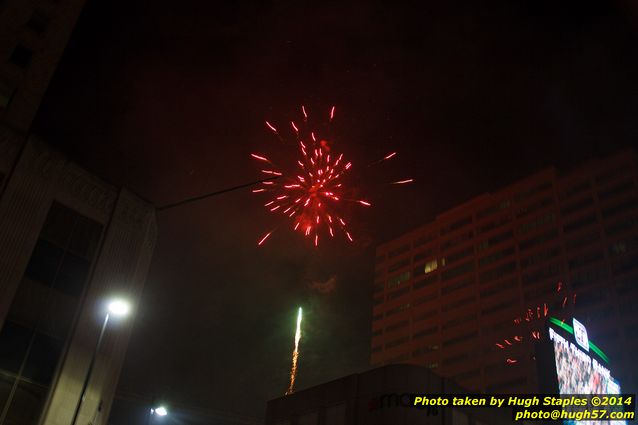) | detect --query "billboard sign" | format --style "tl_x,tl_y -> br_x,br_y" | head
547,317 -> 625,425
